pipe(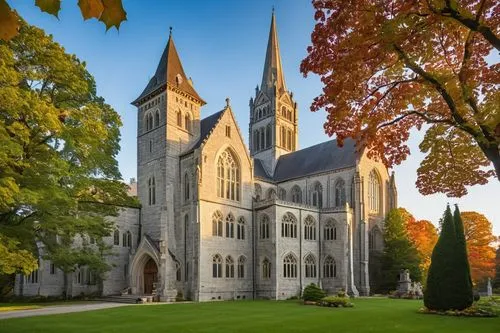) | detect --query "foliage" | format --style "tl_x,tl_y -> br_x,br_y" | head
302,283 -> 326,302
0,23 -> 134,279
301,0 -> 500,197
452,206 -> 474,308
494,246 -> 500,289
0,0 -> 127,41
377,208 -> 421,293
461,211 -> 497,284
406,217 -> 438,285
0,235 -> 37,275
319,296 -> 354,308
425,205 -> 473,311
